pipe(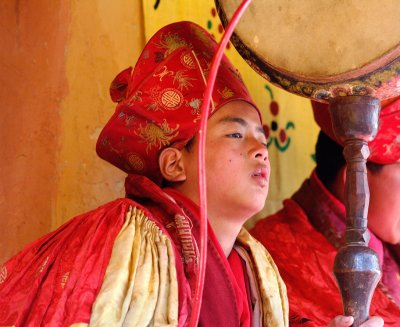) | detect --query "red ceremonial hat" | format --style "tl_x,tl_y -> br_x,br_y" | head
312,99 -> 400,164
96,21 -> 260,184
